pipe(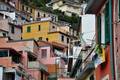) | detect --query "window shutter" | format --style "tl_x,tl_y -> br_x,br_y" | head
105,2 -> 110,44
97,15 -> 101,44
